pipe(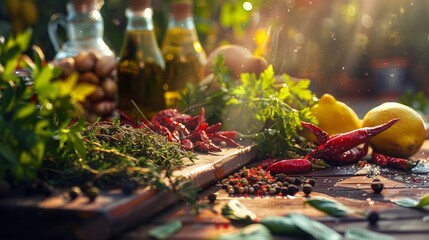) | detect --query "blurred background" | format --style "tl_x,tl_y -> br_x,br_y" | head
1,0 -> 429,114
